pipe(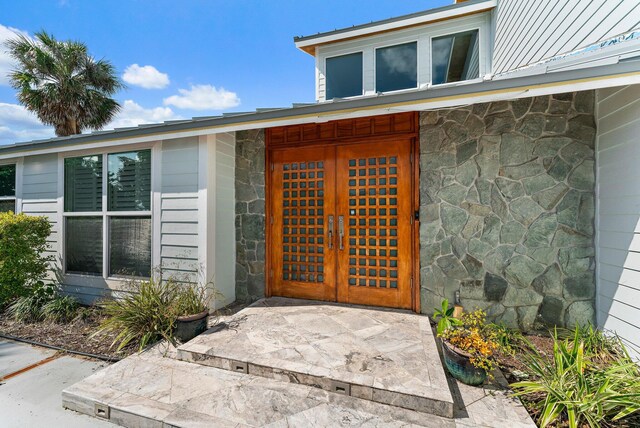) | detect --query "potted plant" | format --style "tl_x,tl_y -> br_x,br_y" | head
171,283 -> 211,343
436,306 -> 498,386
